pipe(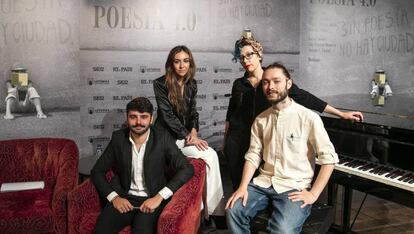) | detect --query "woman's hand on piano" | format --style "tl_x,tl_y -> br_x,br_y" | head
288,189 -> 317,208
341,111 -> 364,122
323,105 -> 364,122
